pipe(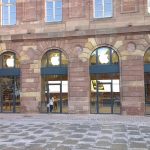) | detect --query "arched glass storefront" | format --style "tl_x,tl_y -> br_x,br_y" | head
0,51 -> 20,113
144,48 -> 150,115
90,47 -> 120,114
41,49 -> 68,113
